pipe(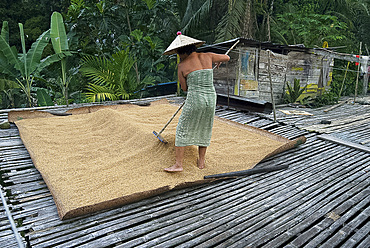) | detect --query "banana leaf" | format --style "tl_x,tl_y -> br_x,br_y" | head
34,52 -> 67,75
50,12 -> 69,54
18,23 -> 27,76
26,29 -> 51,75
0,35 -> 23,74
0,52 -> 18,78
36,88 -> 54,106
1,21 -> 9,44
0,79 -> 19,91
